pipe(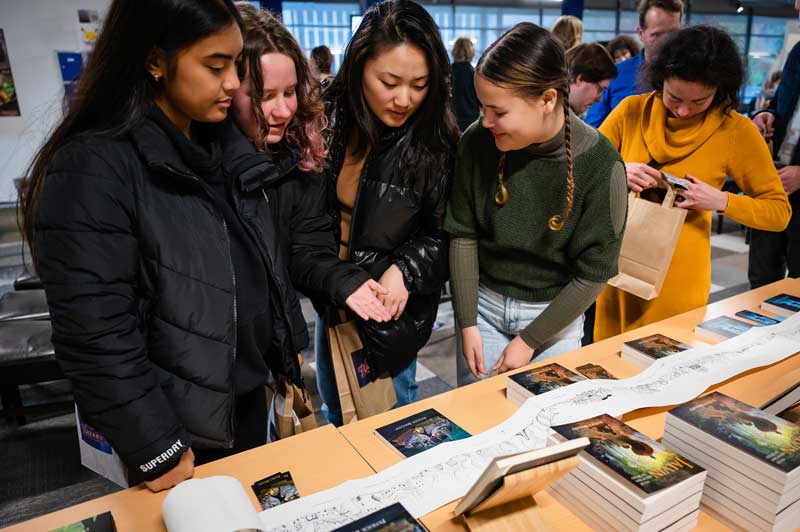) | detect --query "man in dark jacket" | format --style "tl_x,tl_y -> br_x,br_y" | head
34,114 -> 308,486
751,8 -> 800,289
